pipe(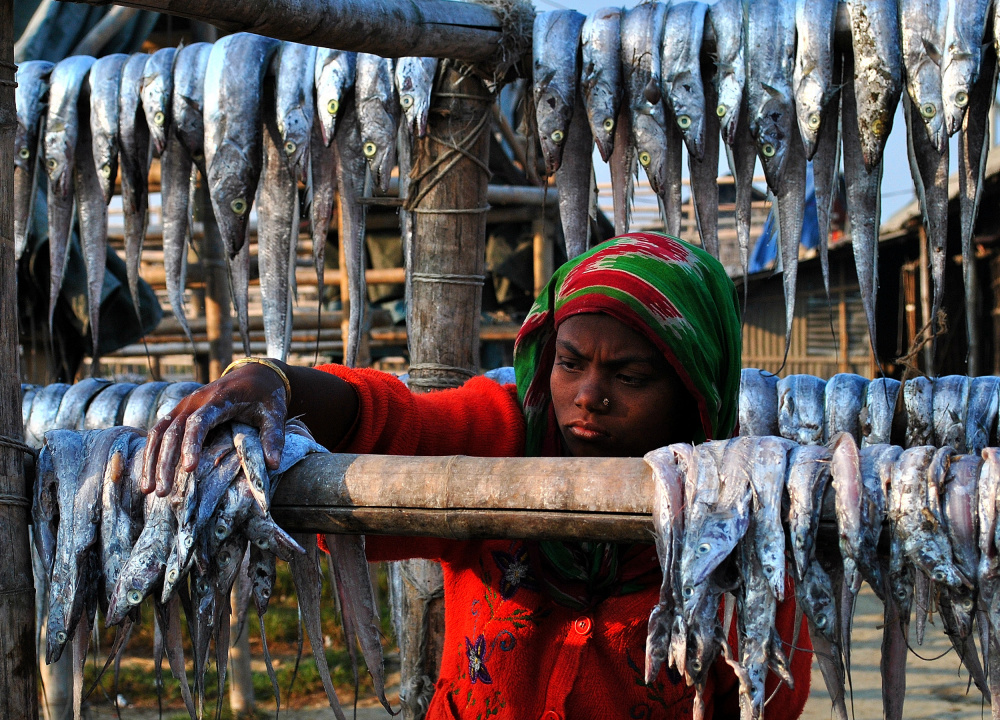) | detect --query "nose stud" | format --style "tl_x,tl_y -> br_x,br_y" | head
603,398 -> 610,407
